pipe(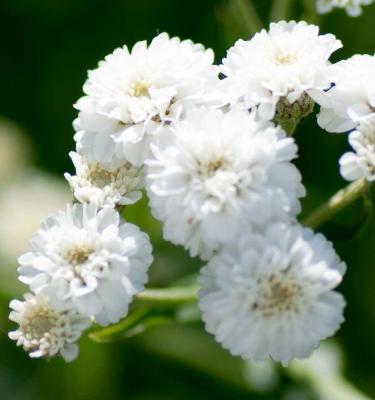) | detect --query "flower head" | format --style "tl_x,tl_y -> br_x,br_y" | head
74,32 -> 219,167
146,107 -> 305,259
198,223 -> 346,366
220,21 -> 342,120
9,293 -> 91,361
317,0 -> 373,17
340,118 -> 375,181
18,204 -> 153,326
315,54 -> 375,133
65,152 -> 144,208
